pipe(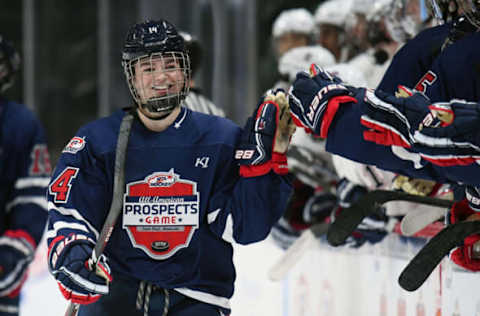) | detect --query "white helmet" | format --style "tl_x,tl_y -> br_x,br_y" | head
350,0 -> 376,15
324,63 -> 368,87
272,8 -> 315,38
314,0 -> 353,27
278,45 -> 336,82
